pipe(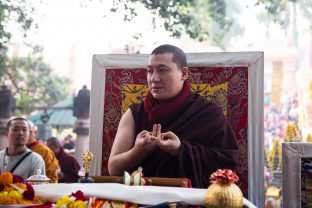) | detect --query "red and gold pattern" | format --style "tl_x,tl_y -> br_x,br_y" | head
121,83 -> 228,116
102,66 -> 248,196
